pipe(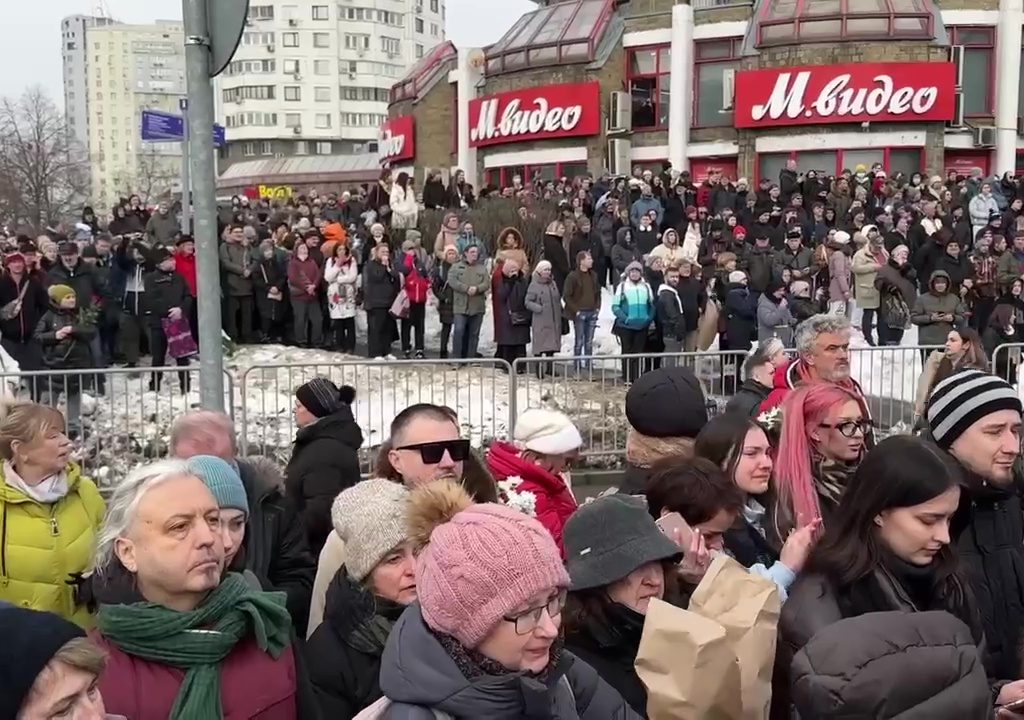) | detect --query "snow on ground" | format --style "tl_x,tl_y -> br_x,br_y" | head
69,291 -> 929,485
